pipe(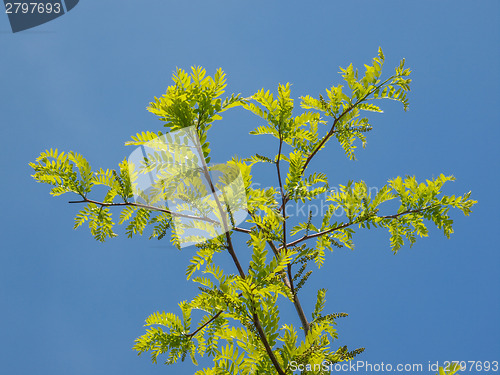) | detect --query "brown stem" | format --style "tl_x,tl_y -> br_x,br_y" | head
268,240 -> 310,335
193,118 -> 285,375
